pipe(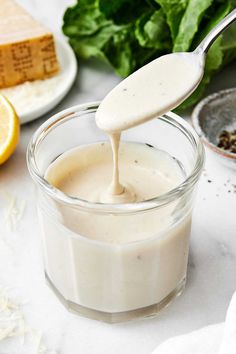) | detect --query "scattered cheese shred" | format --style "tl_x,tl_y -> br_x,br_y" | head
0,287 -> 57,354
2,192 -> 26,231
0,287 -> 25,341
1,194 -> 57,354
